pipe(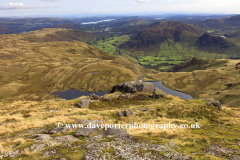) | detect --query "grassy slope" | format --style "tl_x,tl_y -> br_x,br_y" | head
146,59 -> 240,108
0,28 -> 150,101
165,57 -> 228,72
0,92 -> 239,159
